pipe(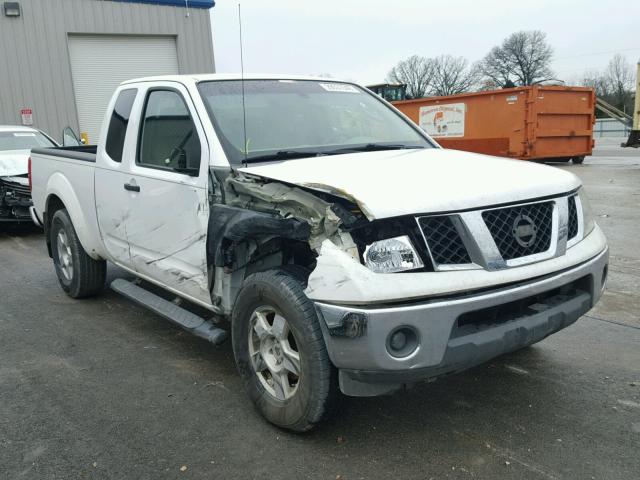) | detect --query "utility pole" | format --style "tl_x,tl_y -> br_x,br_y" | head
624,60 -> 640,147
